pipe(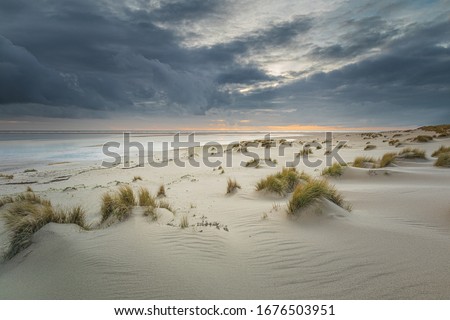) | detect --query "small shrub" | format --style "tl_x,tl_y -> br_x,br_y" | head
388,139 -> 400,146
26,186 -> 33,192
287,179 -> 346,215
398,148 -> 426,159
157,184 -> 166,198
321,163 -> 344,177
24,169 -> 37,173
0,173 -> 14,180
132,176 -> 142,182
413,135 -> 433,143
434,153 -> 450,167
379,152 -> 397,168
431,146 -> 450,157
226,178 -> 241,194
